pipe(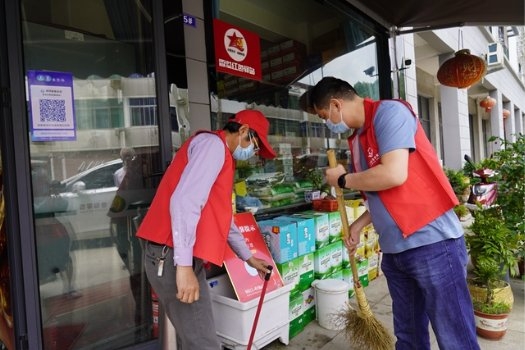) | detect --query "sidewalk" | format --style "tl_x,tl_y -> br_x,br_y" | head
262,274 -> 525,349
